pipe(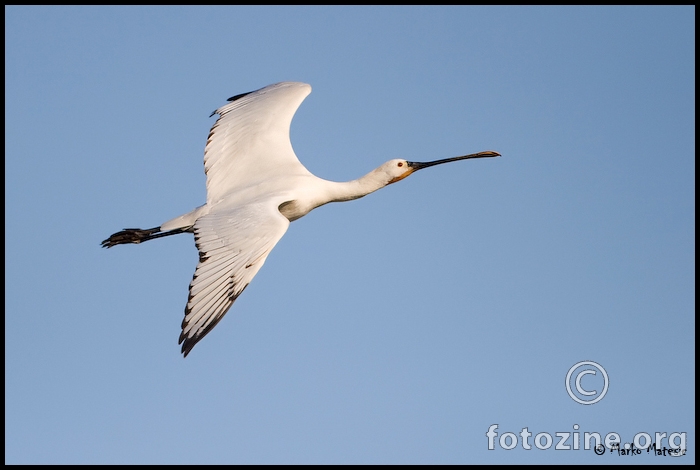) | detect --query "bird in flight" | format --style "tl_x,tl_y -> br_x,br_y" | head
102,82 -> 500,357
